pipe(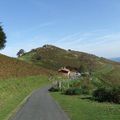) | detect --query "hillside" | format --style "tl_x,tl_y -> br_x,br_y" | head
0,54 -> 51,120
19,45 -> 115,70
0,54 -> 49,79
20,45 -> 120,86
0,45 -> 119,120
